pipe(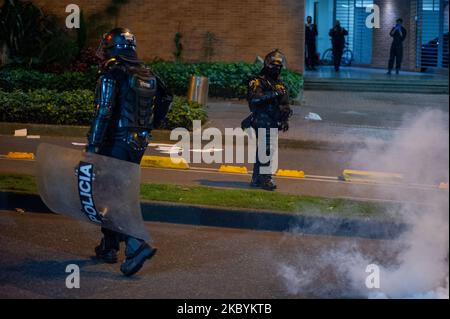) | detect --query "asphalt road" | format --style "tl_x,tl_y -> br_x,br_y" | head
0,135 -> 446,203
0,210 -> 395,299
0,135 -> 353,176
